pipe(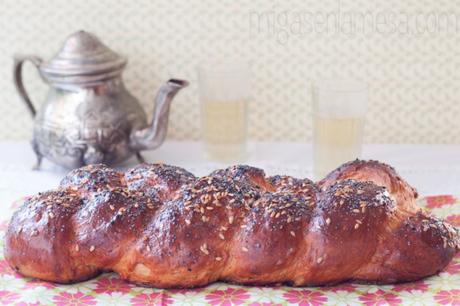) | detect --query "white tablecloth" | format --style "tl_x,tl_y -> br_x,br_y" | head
0,141 -> 459,221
